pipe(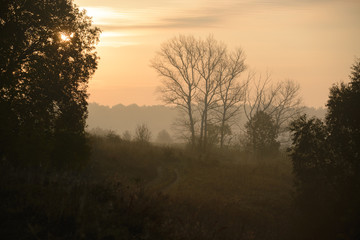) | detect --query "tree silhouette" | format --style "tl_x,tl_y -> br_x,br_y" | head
151,35 -> 246,149
244,74 -> 302,137
0,0 -> 100,167
156,129 -> 173,145
288,58 -> 360,239
135,124 -> 152,143
245,111 -> 279,158
151,35 -> 200,147
122,130 -> 132,141
215,52 -> 247,148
